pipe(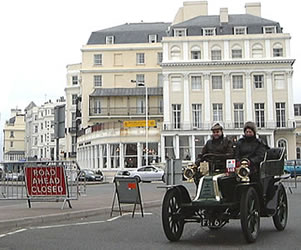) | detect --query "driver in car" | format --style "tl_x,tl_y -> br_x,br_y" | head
194,123 -> 234,187
235,121 -> 269,176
